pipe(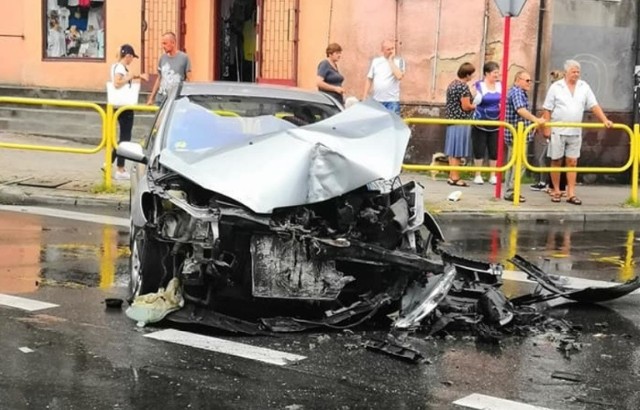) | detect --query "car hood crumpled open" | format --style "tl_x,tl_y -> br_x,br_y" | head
159,100 -> 410,213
